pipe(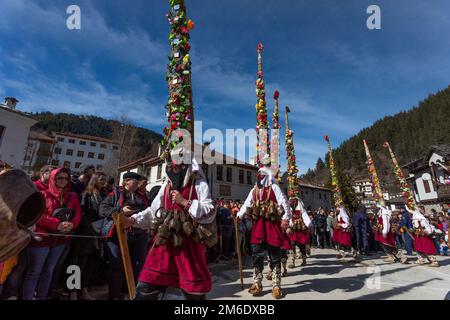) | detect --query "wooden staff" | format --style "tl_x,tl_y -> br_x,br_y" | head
233,217 -> 244,289
112,212 -> 136,300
